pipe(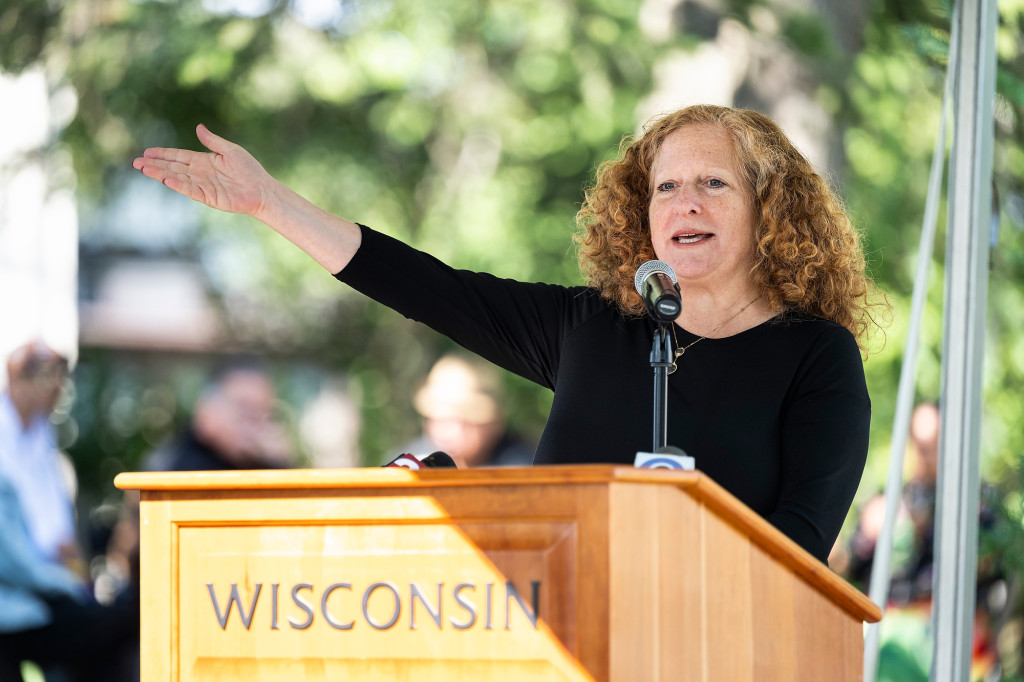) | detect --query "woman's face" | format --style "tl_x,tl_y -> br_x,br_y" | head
647,124 -> 757,294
